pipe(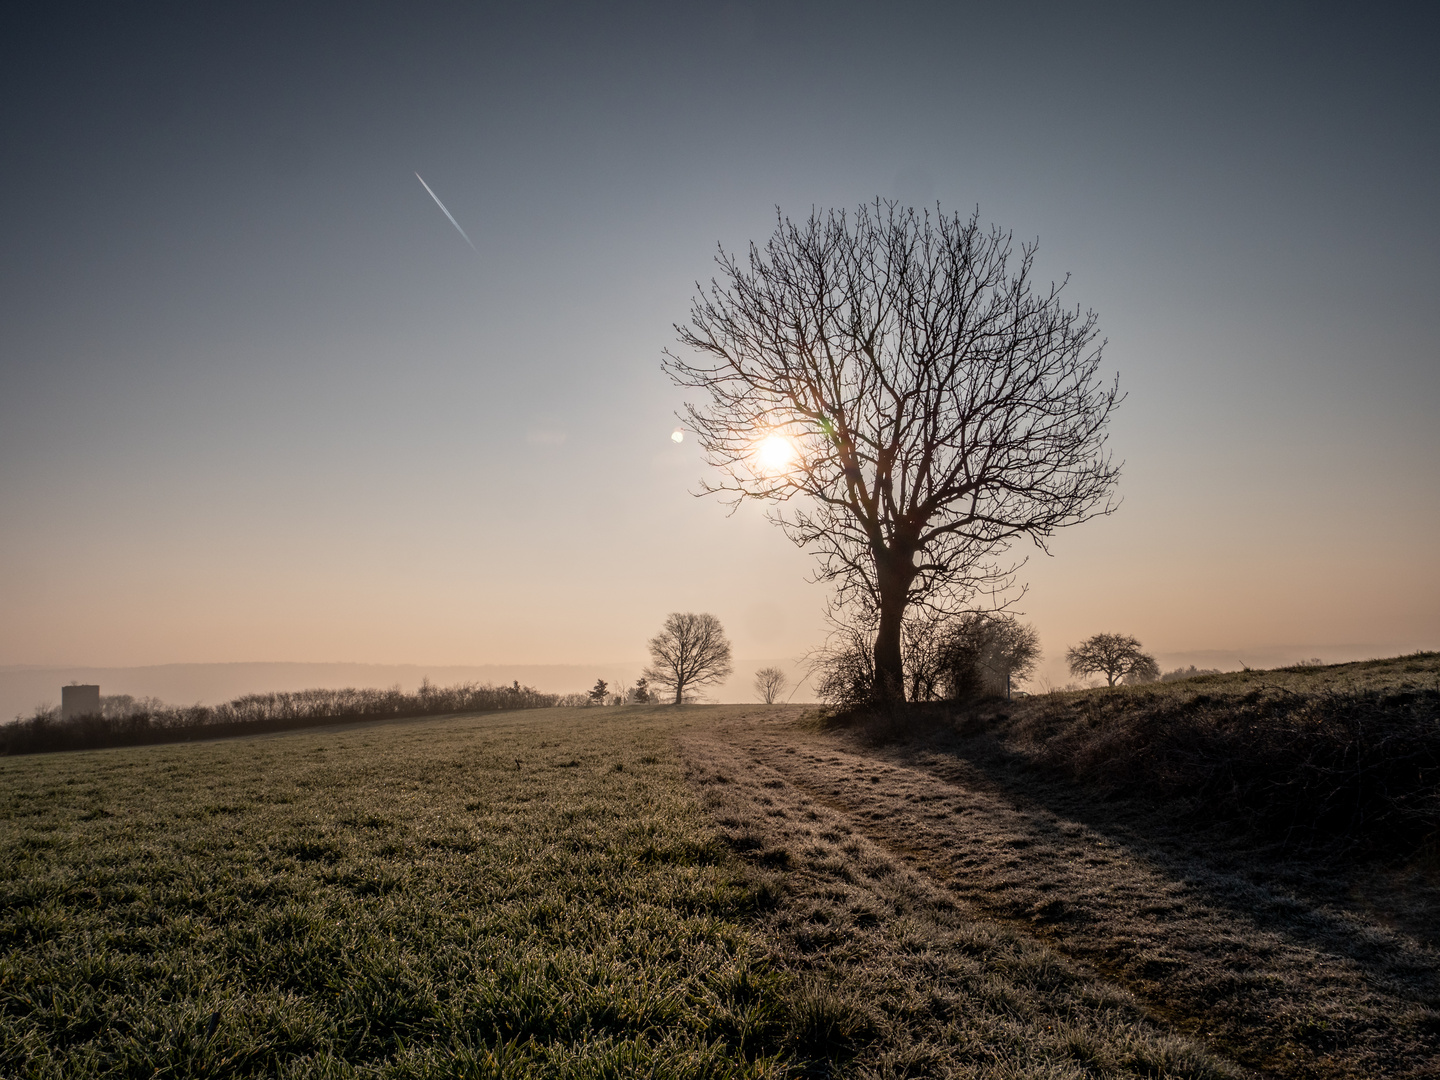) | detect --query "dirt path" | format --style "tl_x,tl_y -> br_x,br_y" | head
686,714 -> 1439,1080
